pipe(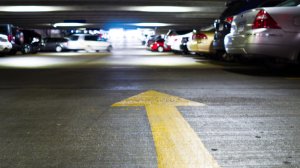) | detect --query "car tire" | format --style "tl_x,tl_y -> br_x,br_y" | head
157,46 -> 164,52
220,52 -> 235,62
85,46 -> 93,52
22,45 -> 31,54
106,45 -> 112,52
55,46 -> 63,52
